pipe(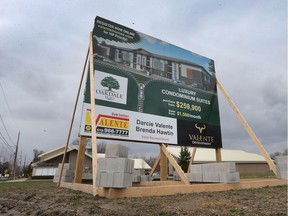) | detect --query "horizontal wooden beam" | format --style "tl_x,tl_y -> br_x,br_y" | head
59,179 -> 287,199
100,179 -> 287,198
